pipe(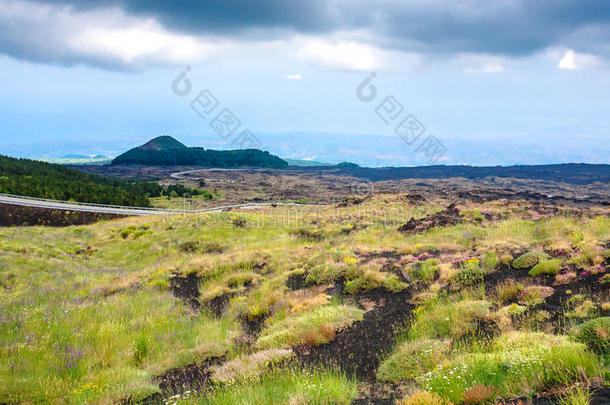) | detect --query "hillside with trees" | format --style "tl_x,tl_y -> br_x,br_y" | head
112,136 -> 289,169
0,155 -> 162,206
